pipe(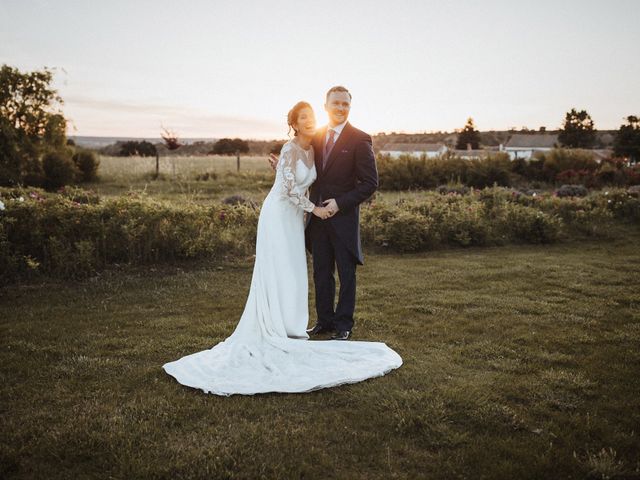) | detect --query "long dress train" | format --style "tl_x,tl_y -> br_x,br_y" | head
162,140 -> 402,395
